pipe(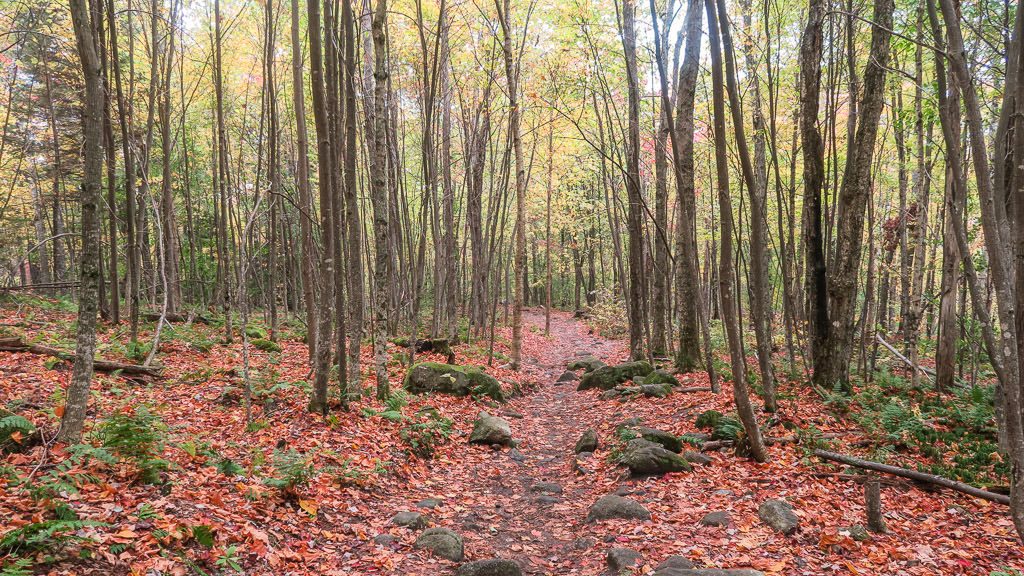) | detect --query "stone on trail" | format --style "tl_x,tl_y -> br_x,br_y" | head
414,527 -> 464,561
557,370 -> 579,383
606,547 -> 642,572
531,482 -> 563,494
470,411 -> 513,446
391,511 -> 428,530
758,499 -> 799,534
658,571 -> 764,576
618,438 -> 691,476
699,510 -> 731,527
653,556 -> 695,574
573,451 -> 594,474
404,362 -> 504,401
456,559 -> 522,576
568,356 -> 606,373
372,534 -> 397,547
634,426 -> 683,453
575,428 -> 599,453
587,494 -> 651,522
416,497 -> 443,509
535,495 -> 560,505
